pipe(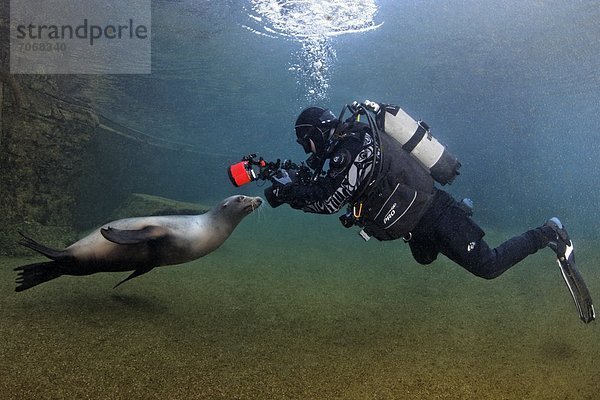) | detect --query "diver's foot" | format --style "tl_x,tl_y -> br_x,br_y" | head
542,217 -> 572,258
